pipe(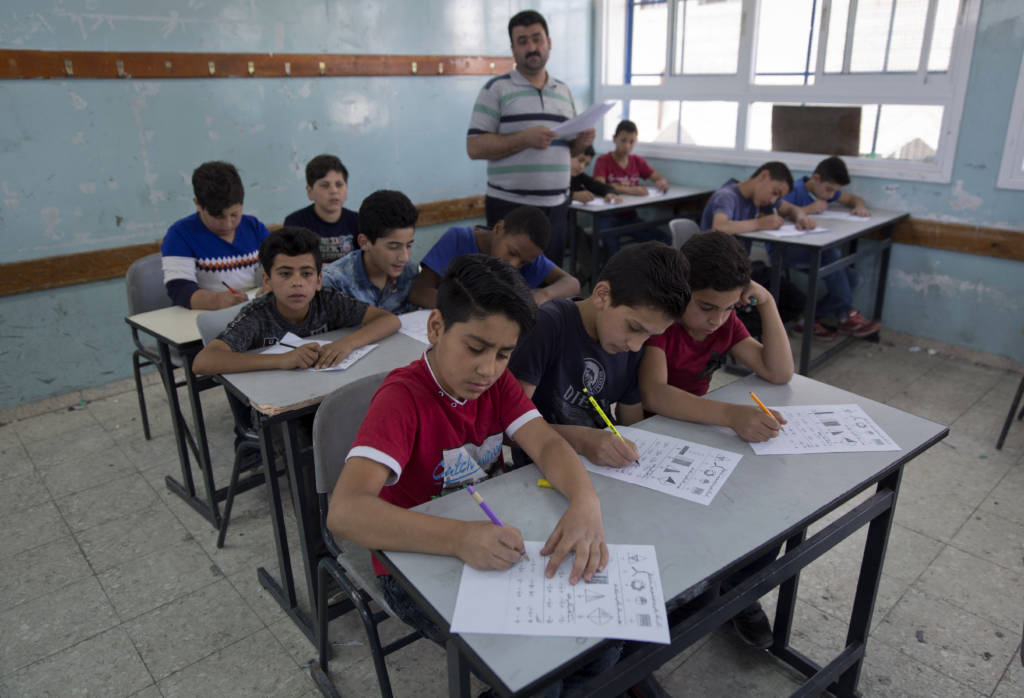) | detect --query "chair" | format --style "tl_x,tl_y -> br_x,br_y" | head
996,374 -> 1024,450
310,373 -> 423,698
125,253 -> 178,440
669,218 -> 700,249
